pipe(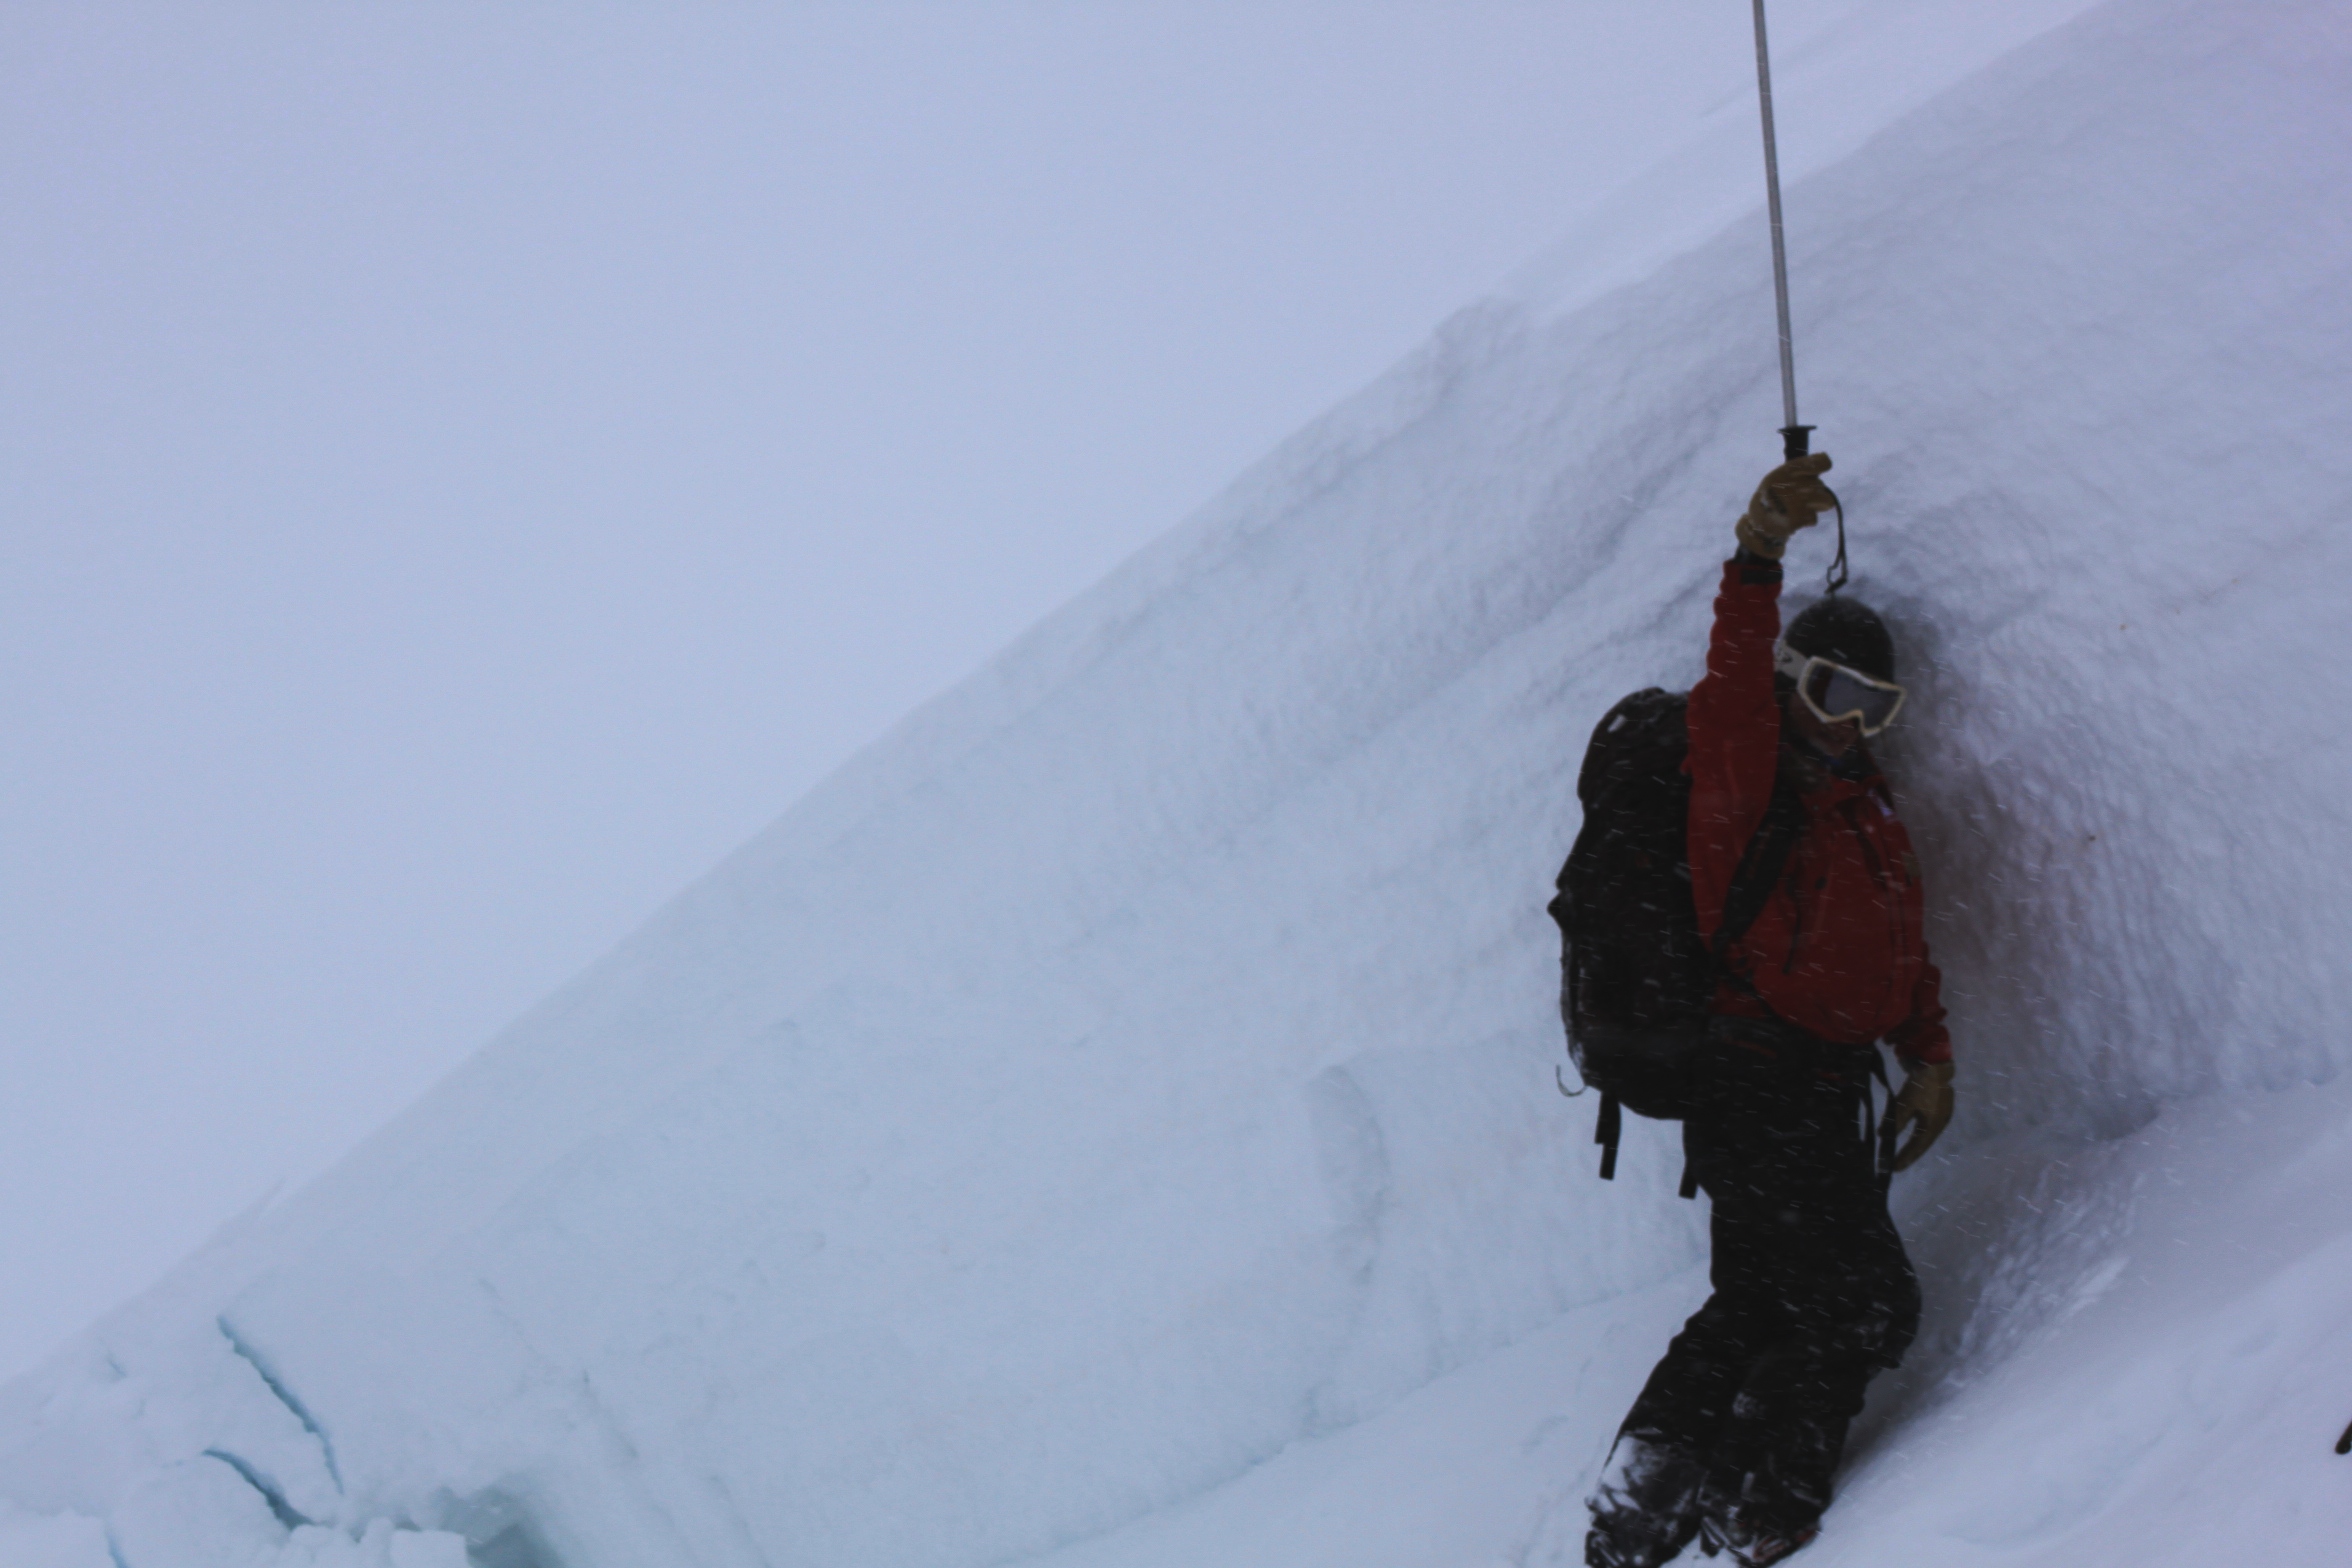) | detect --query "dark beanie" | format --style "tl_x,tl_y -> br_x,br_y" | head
1783,597 -> 1896,682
